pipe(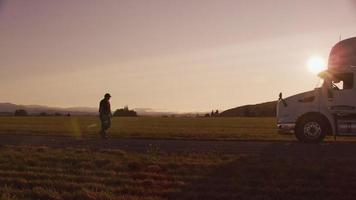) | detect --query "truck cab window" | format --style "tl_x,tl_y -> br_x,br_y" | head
331,73 -> 353,90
